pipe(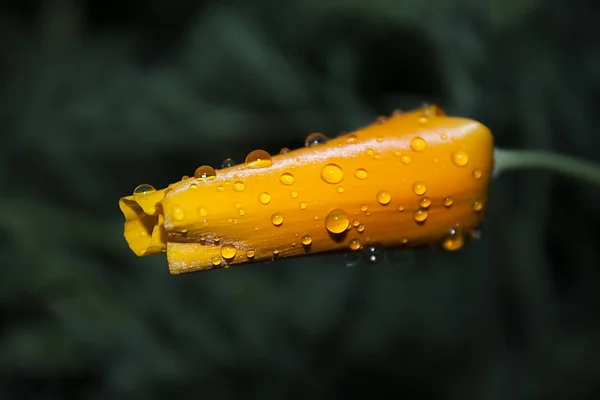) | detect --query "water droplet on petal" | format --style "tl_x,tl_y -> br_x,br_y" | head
346,134 -> 358,144
173,207 -> 185,221
198,207 -> 208,217
472,200 -> 483,212
239,209 -> 245,216
271,213 -> 284,226
452,151 -> 469,167
280,172 -> 295,185
355,168 -> 368,180
221,158 -> 235,168
377,190 -> 392,205
349,238 -> 361,251
321,164 -> 344,184
280,147 -> 290,154
401,155 -> 412,165
357,224 -> 365,233
443,197 -> 453,207
419,196 -> 431,208
305,132 -> 328,147
233,181 -> 245,192
299,202 -> 307,210
290,190 -> 298,198
220,244 -> 237,259
133,184 -> 156,197
442,227 -> 465,251
325,209 -> 350,234
211,257 -> 221,266
245,150 -> 272,168
413,209 -> 428,223
398,205 -> 405,212
410,137 -> 426,152
247,249 -> 255,258
189,183 -> 198,190
413,182 -> 427,195
259,192 -> 271,204
301,235 -> 312,246
181,175 -> 189,181
360,204 -> 368,212
473,169 -> 482,179
194,165 -> 217,180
